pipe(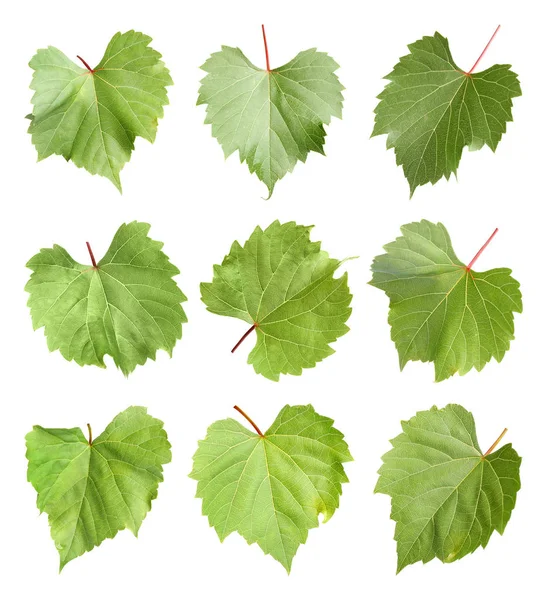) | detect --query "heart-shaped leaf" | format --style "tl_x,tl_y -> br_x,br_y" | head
376,403 -> 521,573
26,221 -> 187,375
369,220 -> 522,381
28,30 -> 172,191
198,26 -> 343,198
26,406 -> 171,570
190,404 -> 352,572
200,220 -> 353,381
371,29 -> 521,196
